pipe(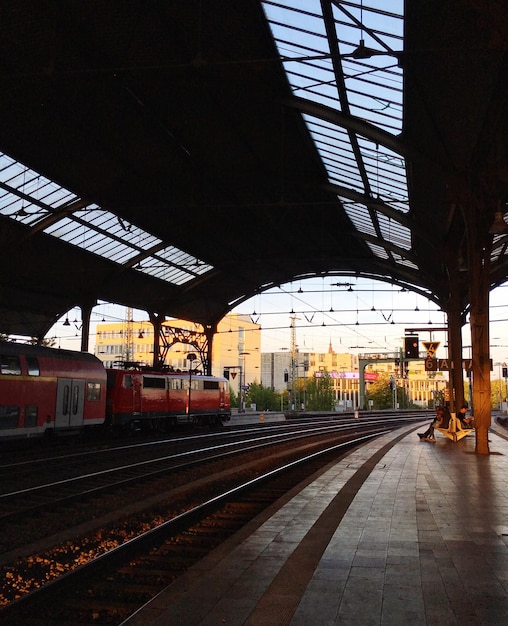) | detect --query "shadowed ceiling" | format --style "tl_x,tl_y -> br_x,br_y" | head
1,0 -> 508,339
